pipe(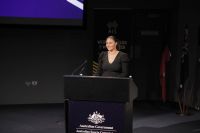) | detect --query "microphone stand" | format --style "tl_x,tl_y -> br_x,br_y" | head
71,60 -> 87,75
